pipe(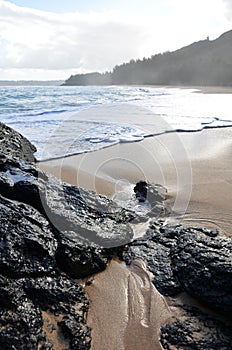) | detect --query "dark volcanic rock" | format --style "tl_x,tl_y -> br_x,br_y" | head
0,121 -> 135,348
0,122 -> 36,162
161,305 -> 232,350
125,224 -> 232,316
0,273 -> 91,350
125,223 -> 232,348
24,275 -> 87,313
0,156 -> 134,251
55,232 -> 109,278
0,194 -> 57,278
0,155 -> 135,276
0,275 -> 47,350
0,191 -> 92,348
134,180 -> 148,202
171,228 -> 232,316
25,276 -> 91,349
124,221 -> 182,296
46,181 -> 134,248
